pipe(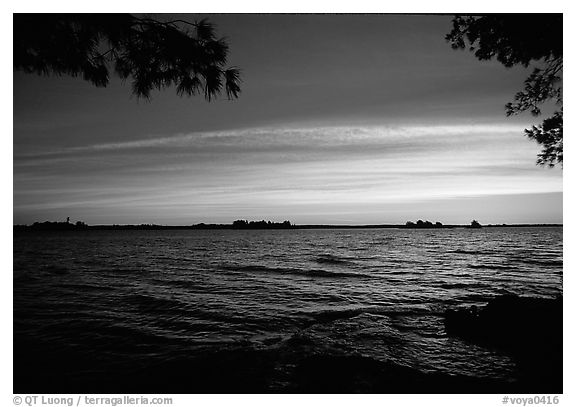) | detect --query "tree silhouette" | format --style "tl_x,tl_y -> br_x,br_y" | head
14,14 -> 241,101
446,15 -> 562,167
470,220 -> 482,229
